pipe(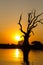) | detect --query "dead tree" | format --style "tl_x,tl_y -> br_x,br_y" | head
18,10 -> 43,65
